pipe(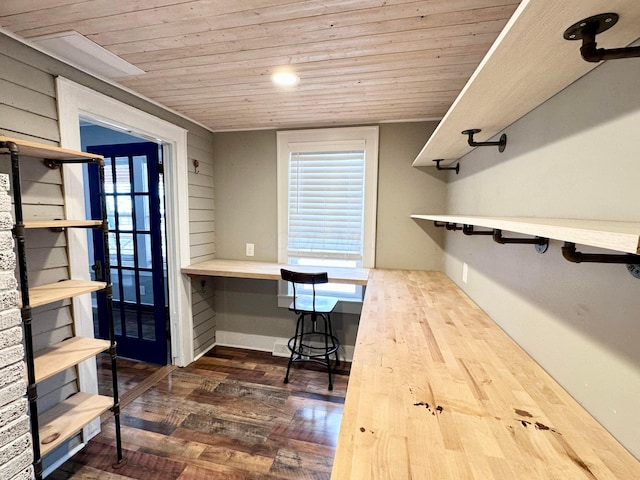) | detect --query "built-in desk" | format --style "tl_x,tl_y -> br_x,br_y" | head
182,262 -> 640,476
182,258 -> 370,285
331,269 -> 640,479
